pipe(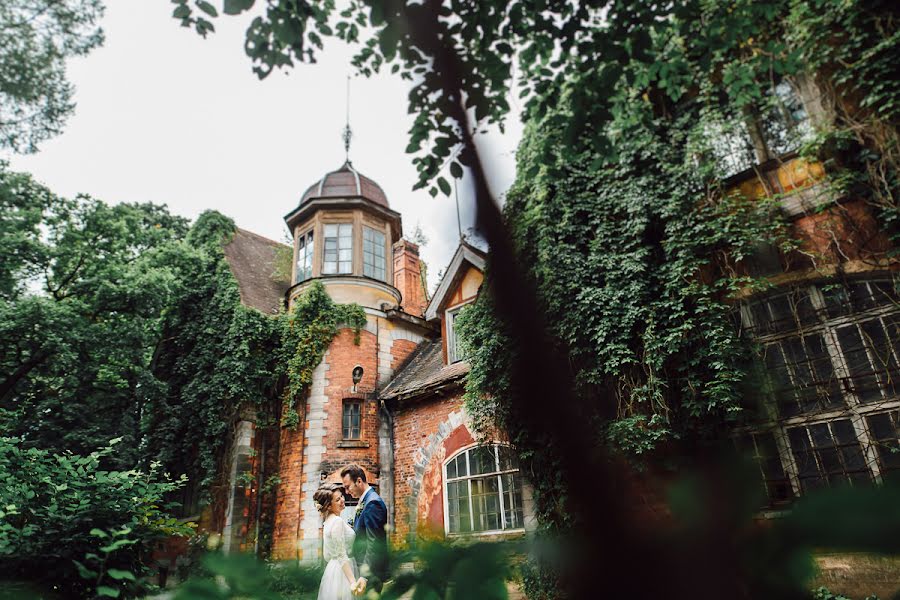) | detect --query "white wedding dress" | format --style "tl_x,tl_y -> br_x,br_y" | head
317,514 -> 359,600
